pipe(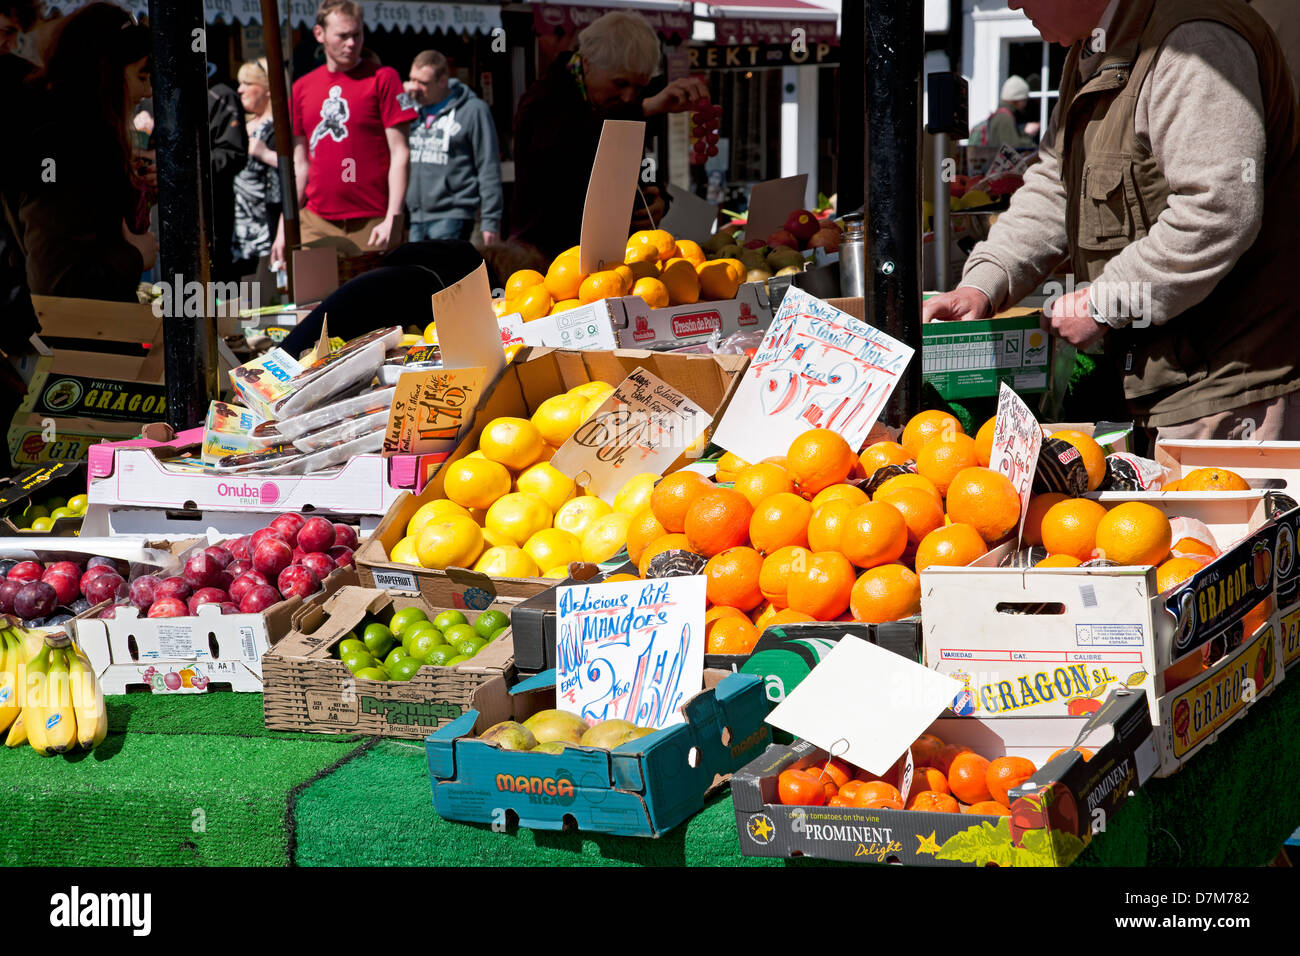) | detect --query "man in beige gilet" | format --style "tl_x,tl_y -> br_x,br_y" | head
925,0 -> 1300,443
